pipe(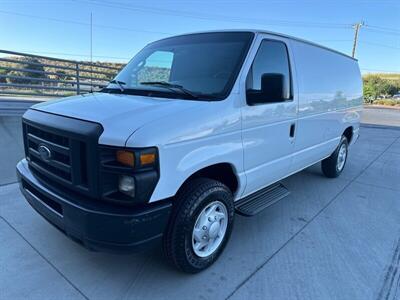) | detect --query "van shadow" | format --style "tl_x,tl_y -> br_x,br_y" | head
29,162 -> 345,299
